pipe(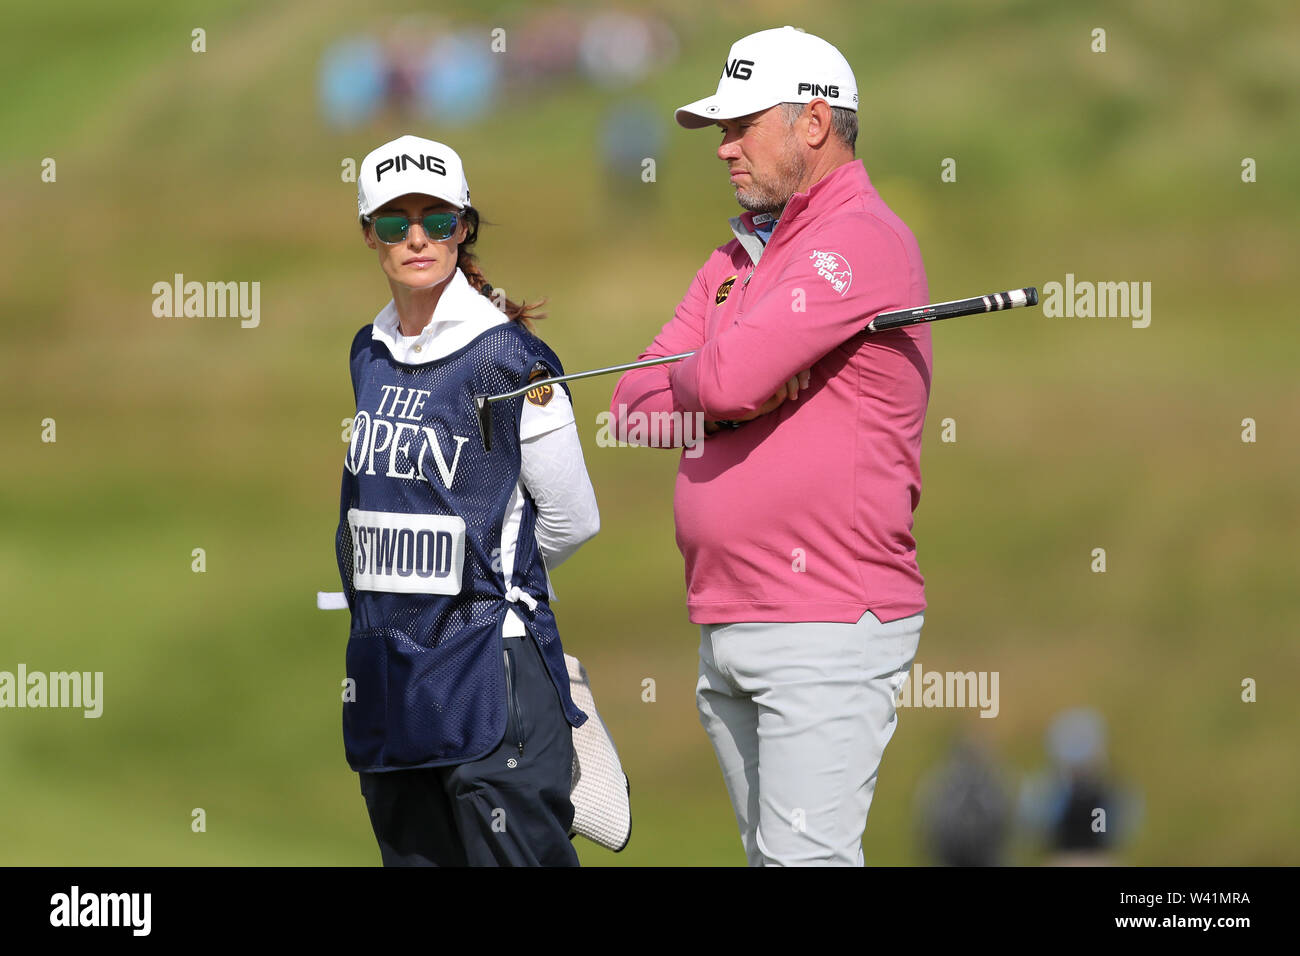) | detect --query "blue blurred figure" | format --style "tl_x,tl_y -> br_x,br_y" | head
418,31 -> 499,125
599,100 -> 665,203
1019,708 -> 1143,865
319,37 -> 386,129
